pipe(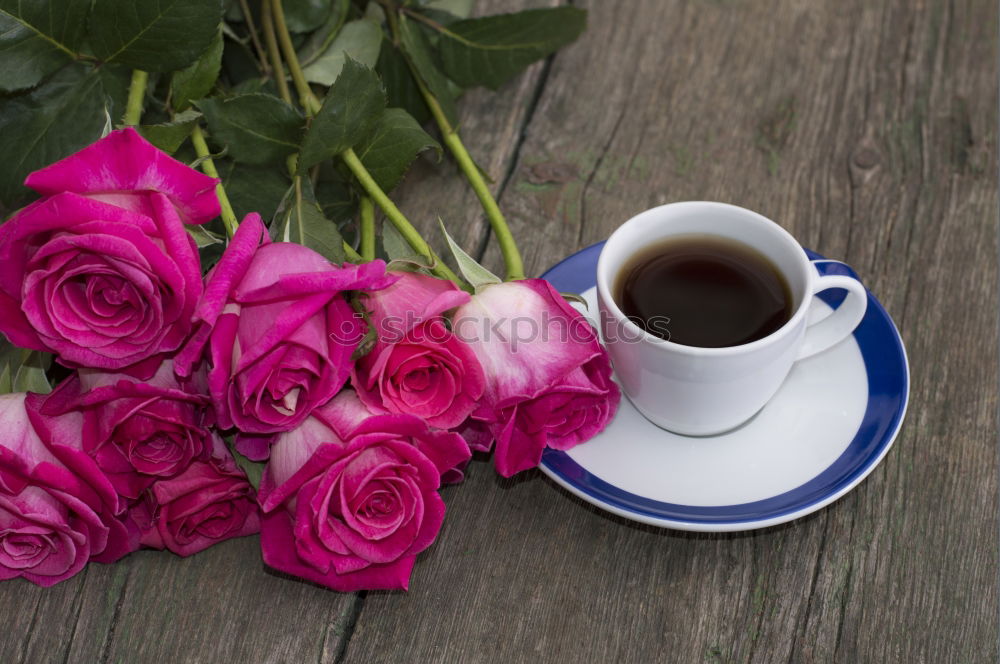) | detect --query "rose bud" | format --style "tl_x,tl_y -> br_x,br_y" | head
174,214 -> 397,456
451,279 -> 620,477
0,129 -> 216,376
130,434 -> 260,557
0,393 -> 137,586
34,360 -> 212,500
353,272 -> 485,429
258,390 -> 470,592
